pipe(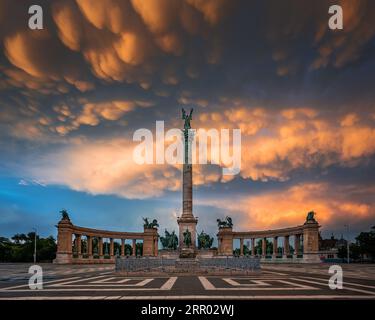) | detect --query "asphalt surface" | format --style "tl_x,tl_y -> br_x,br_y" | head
0,263 -> 375,300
